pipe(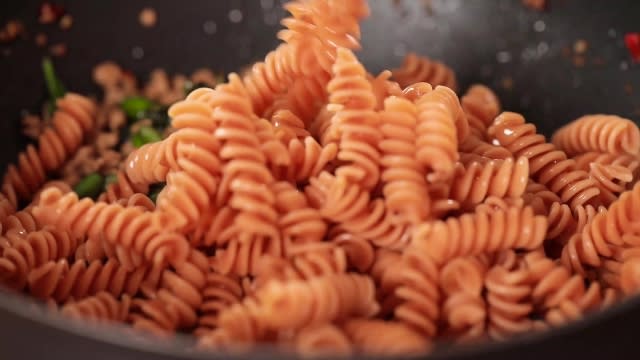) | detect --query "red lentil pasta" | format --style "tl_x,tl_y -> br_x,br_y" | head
2,0 -> 640,357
